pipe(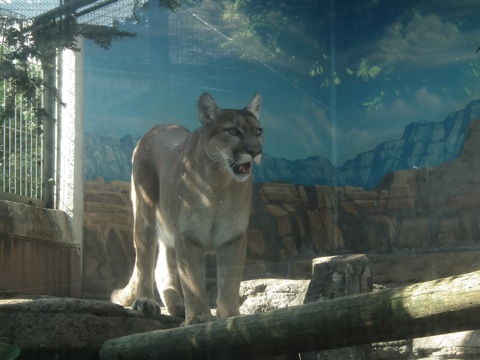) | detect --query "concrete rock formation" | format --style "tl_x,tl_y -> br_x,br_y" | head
0,293 -> 182,360
6,265 -> 480,359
